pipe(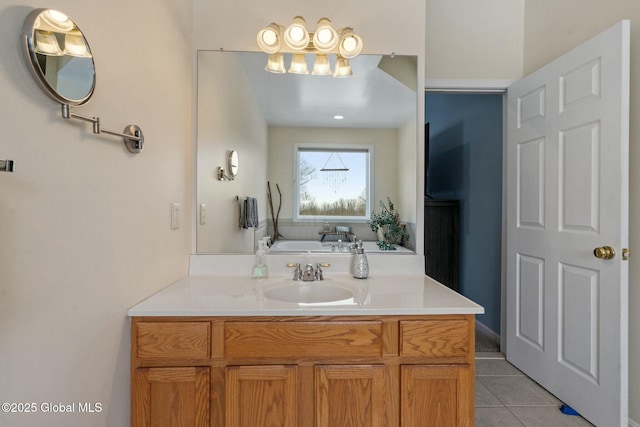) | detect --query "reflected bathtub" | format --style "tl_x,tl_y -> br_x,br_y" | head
268,240 -> 412,254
